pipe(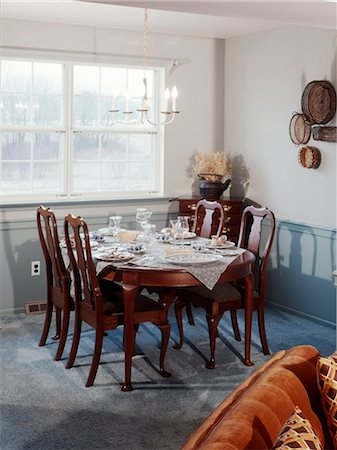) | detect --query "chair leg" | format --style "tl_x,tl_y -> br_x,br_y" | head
158,323 -> 171,378
52,306 -> 61,340
258,305 -> 270,355
230,310 -> 241,341
185,302 -> 195,326
66,318 -> 82,369
54,307 -> 70,361
39,301 -> 53,346
86,328 -> 104,387
173,300 -> 185,350
205,313 -> 222,369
